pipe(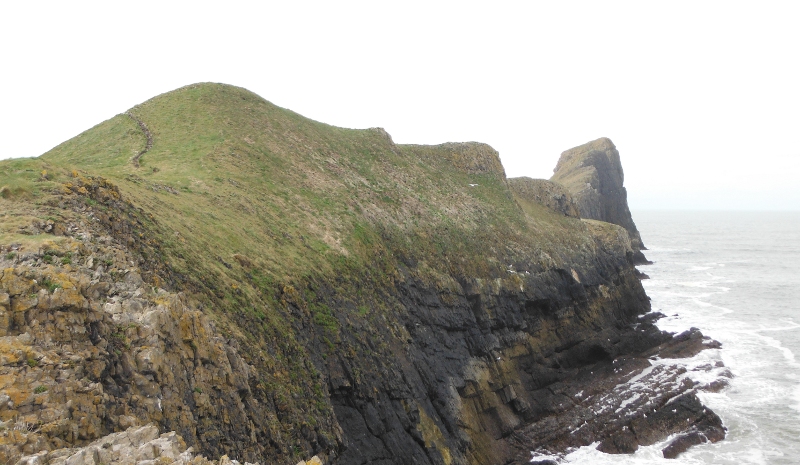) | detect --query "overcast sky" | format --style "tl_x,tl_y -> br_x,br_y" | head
1,1 -> 798,210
